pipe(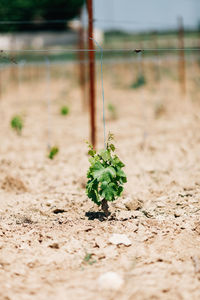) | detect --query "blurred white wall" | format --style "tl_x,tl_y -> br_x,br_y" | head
0,31 -> 78,50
